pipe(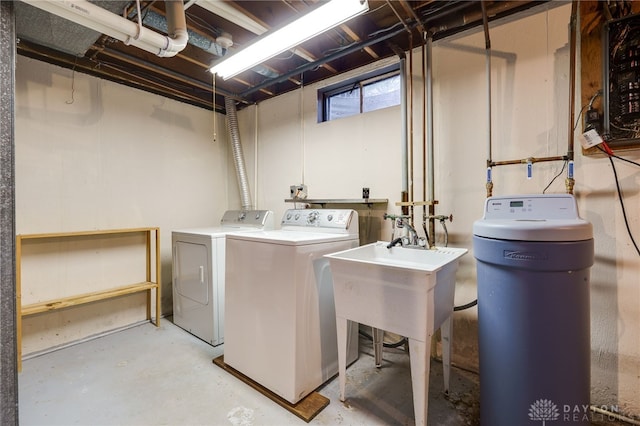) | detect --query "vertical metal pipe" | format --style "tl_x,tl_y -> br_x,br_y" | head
408,34 -> 414,220
399,56 -> 409,214
567,1 -> 577,163
400,56 -> 408,194
421,38 -> 428,241
481,1 -> 493,197
0,1 -> 19,423
425,34 -> 436,248
565,1 -> 578,194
